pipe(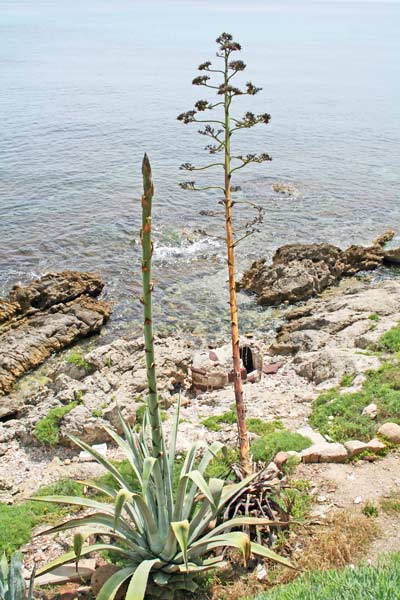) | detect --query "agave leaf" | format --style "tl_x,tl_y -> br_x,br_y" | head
0,553 -> 8,579
251,541 -> 295,569
171,520 -> 190,570
114,489 -> 134,531
186,471 -> 215,507
188,498 -> 213,543
188,531 -> 251,565
96,566 -> 136,600
36,544 -> 135,577
30,495 -> 116,515
168,393 -> 181,476
73,532 -> 84,570
152,571 -> 170,586
102,426 -> 144,485
172,441 -> 204,521
182,441 -> 224,519
208,478 -> 225,511
68,435 -> 136,489
10,552 -> 26,600
142,456 -> 156,498
125,559 -> 161,600
76,478 -> 117,499
27,564 -> 36,600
